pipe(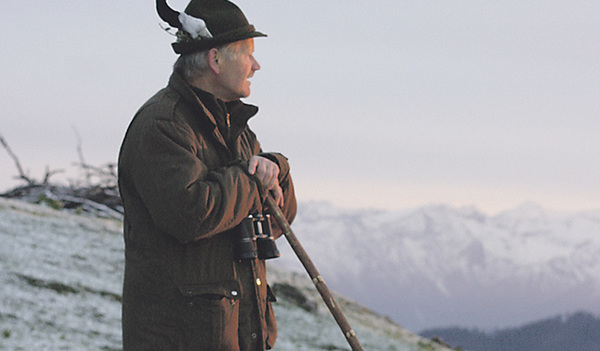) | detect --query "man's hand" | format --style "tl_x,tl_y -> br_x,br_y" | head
248,156 -> 284,207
